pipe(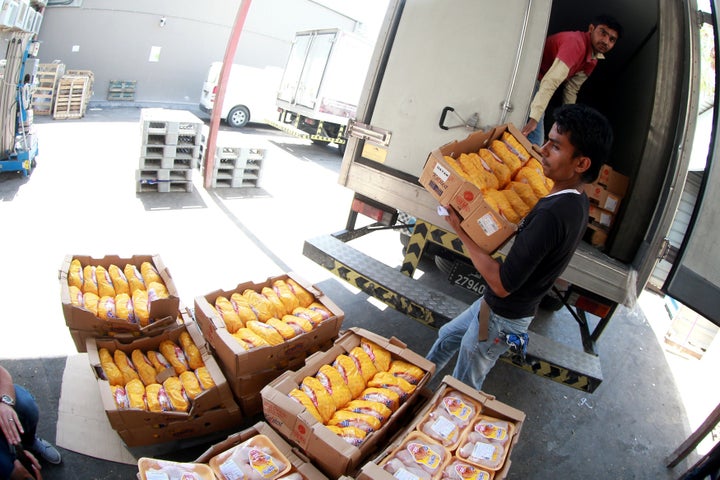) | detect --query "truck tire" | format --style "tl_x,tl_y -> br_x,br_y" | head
227,105 -> 250,128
